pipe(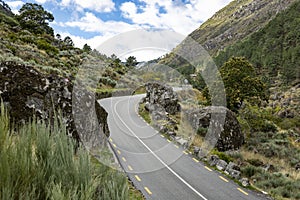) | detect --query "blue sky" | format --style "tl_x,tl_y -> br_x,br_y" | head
5,0 -> 232,60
